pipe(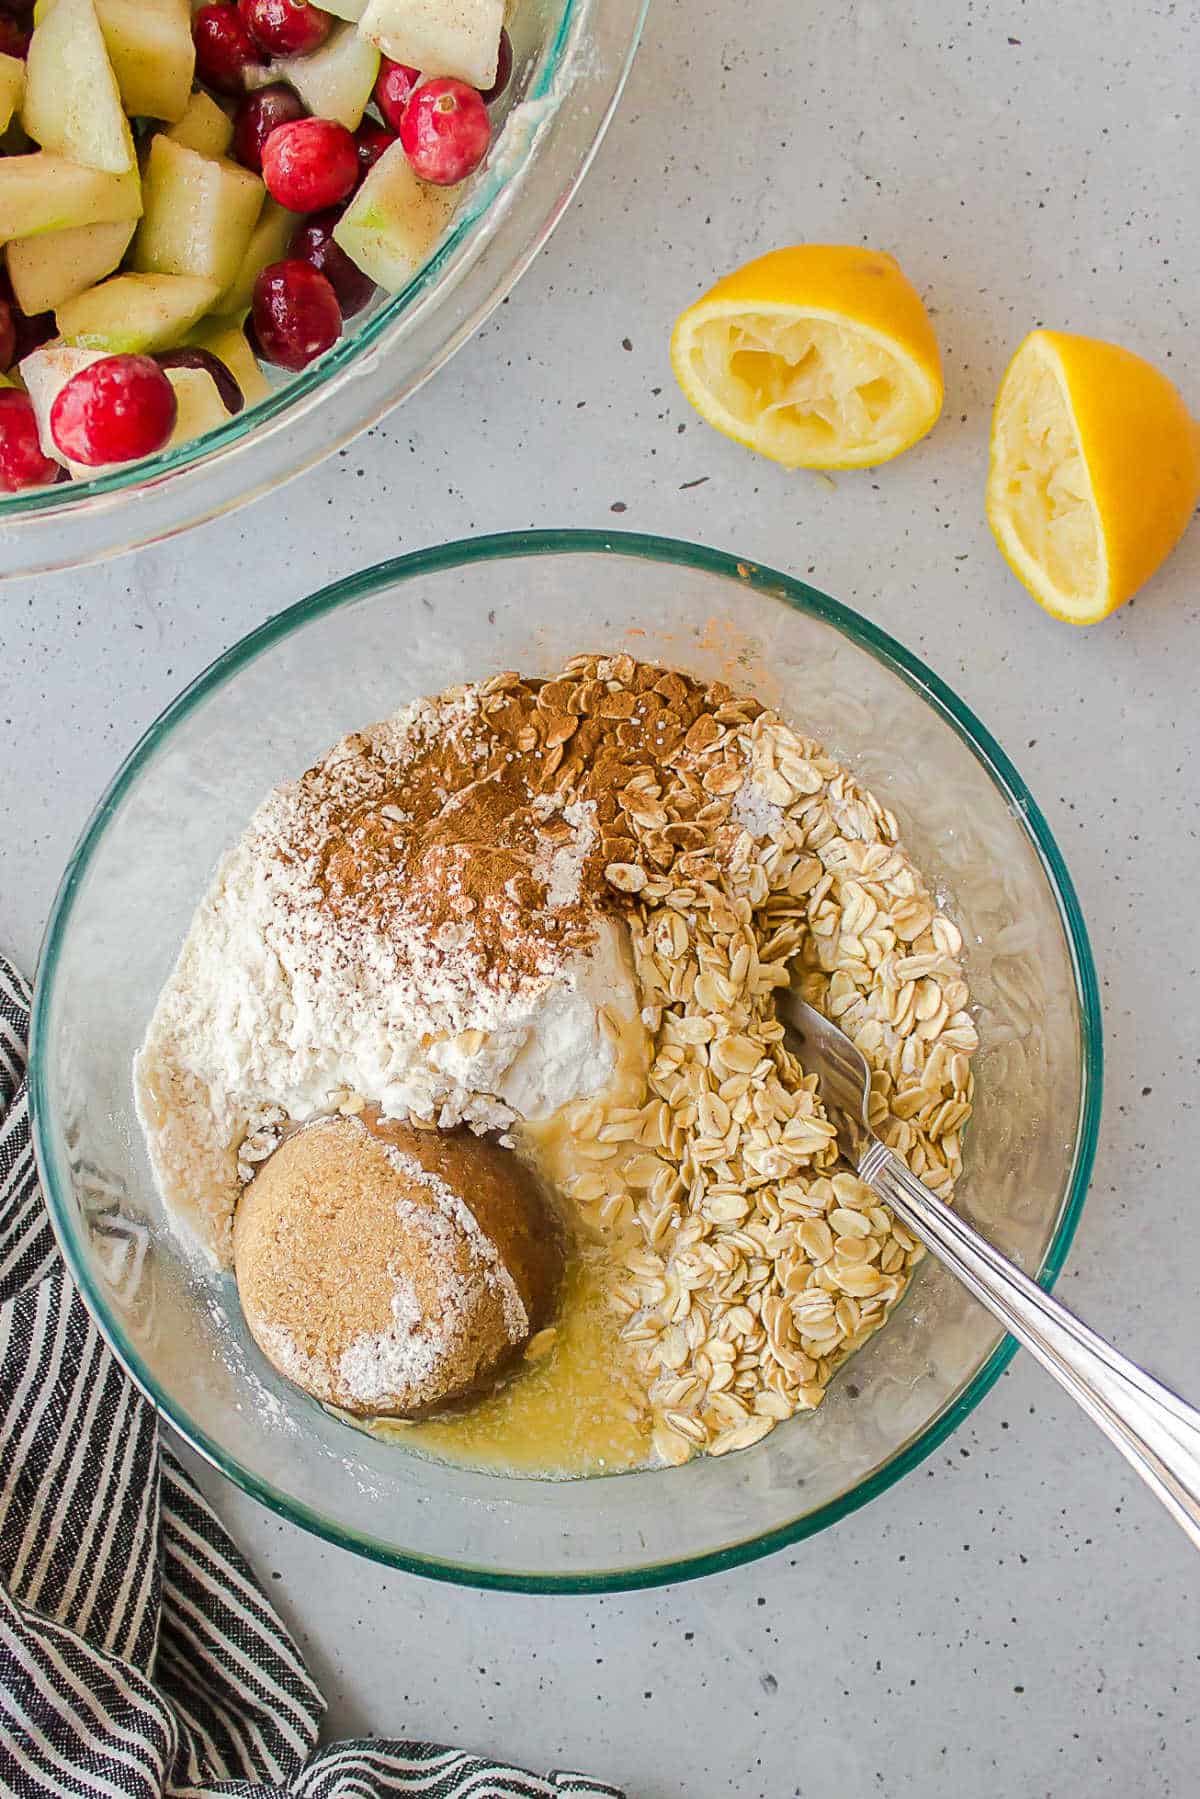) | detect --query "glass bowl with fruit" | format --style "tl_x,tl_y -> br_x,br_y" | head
0,0 -> 646,575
